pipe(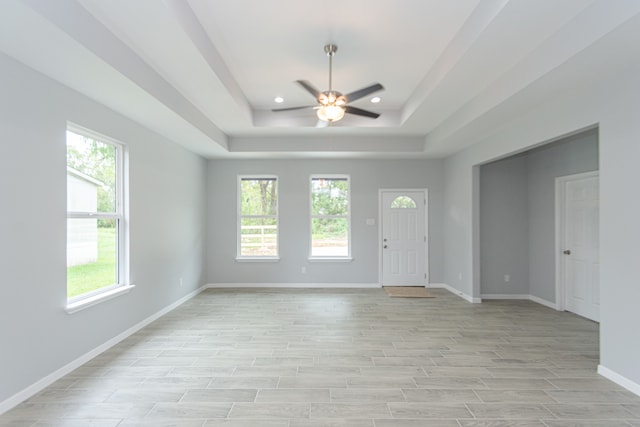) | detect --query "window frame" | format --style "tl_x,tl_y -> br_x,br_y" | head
236,175 -> 280,261
66,124 -> 131,312
309,174 -> 352,261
